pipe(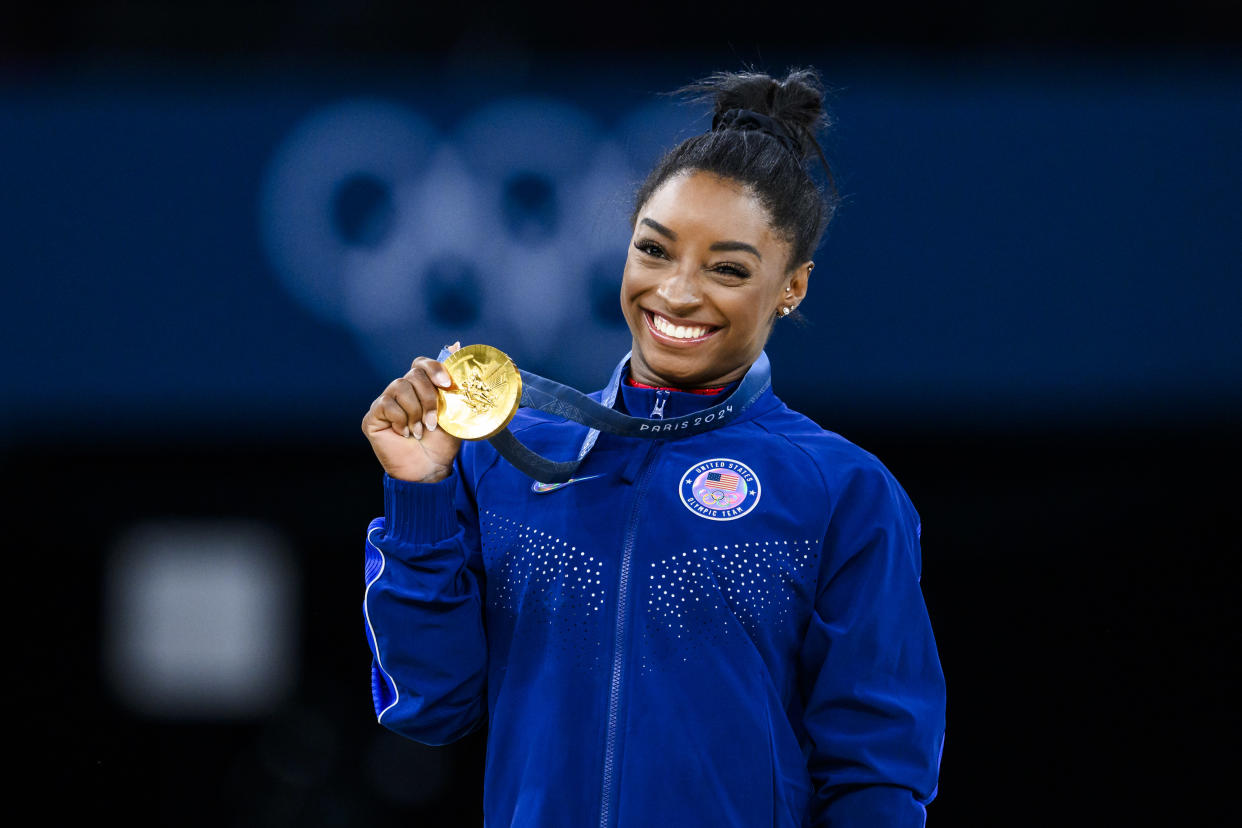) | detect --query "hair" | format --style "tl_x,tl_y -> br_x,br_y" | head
631,67 -> 839,272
